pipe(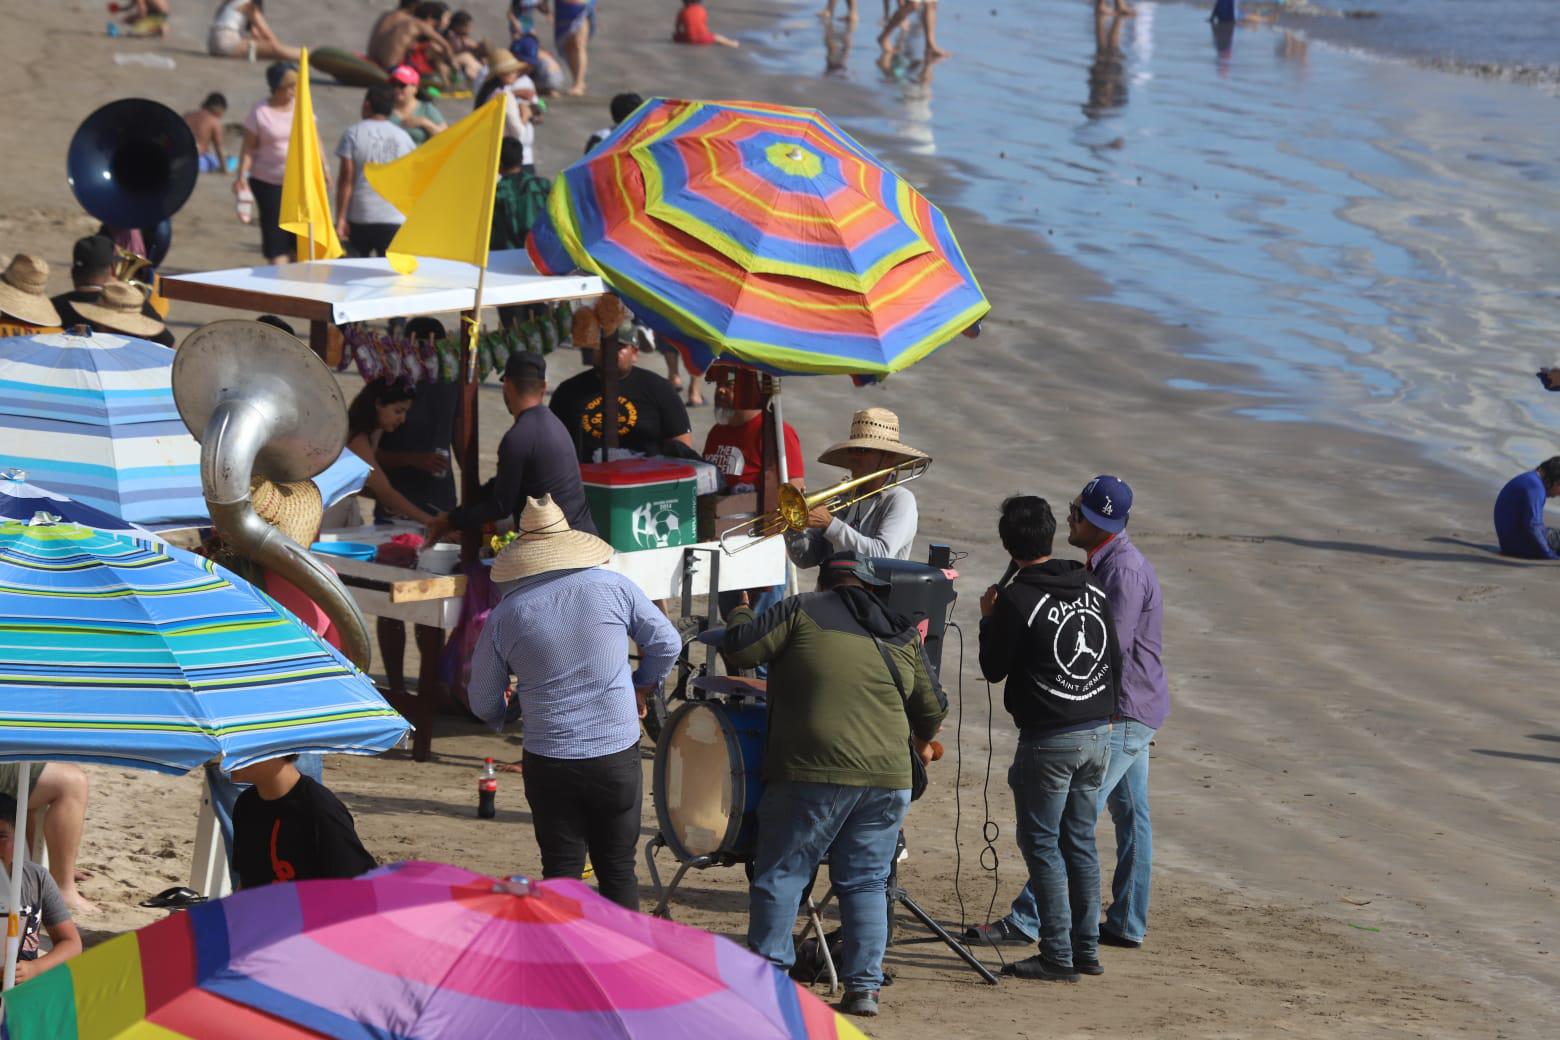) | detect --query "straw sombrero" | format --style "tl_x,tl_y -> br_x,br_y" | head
491,495 -> 613,582
72,281 -> 166,338
0,254 -> 61,327
251,477 -> 324,548
817,407 -> 929,469
485,46 -> 527,81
